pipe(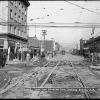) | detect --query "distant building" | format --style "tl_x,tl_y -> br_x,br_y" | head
28,35 -> 41,56
0,1 -> 30,61
28,35 -> 60,56
82,36 -> 100,59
